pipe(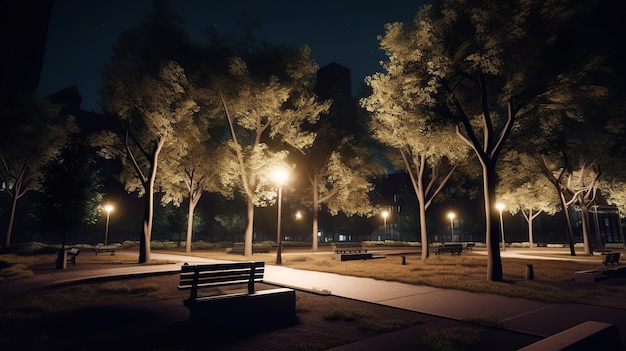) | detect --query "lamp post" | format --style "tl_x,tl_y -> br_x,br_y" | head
272,168 -> 289,265
447,212 -> 455,242
104,204 -> 113,246
496,202 -> 505,251
381,210 -> 389,240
